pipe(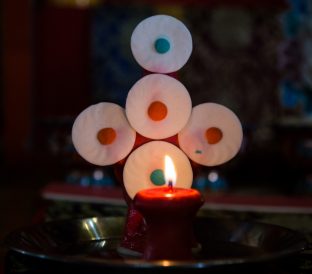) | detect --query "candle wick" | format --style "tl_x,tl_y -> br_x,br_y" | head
168,180 -> 173,192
